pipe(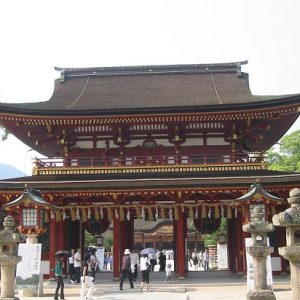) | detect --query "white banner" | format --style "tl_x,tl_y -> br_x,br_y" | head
16,243 -> 42,289
95,247 -> 105,271
217,243 -> 228,270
